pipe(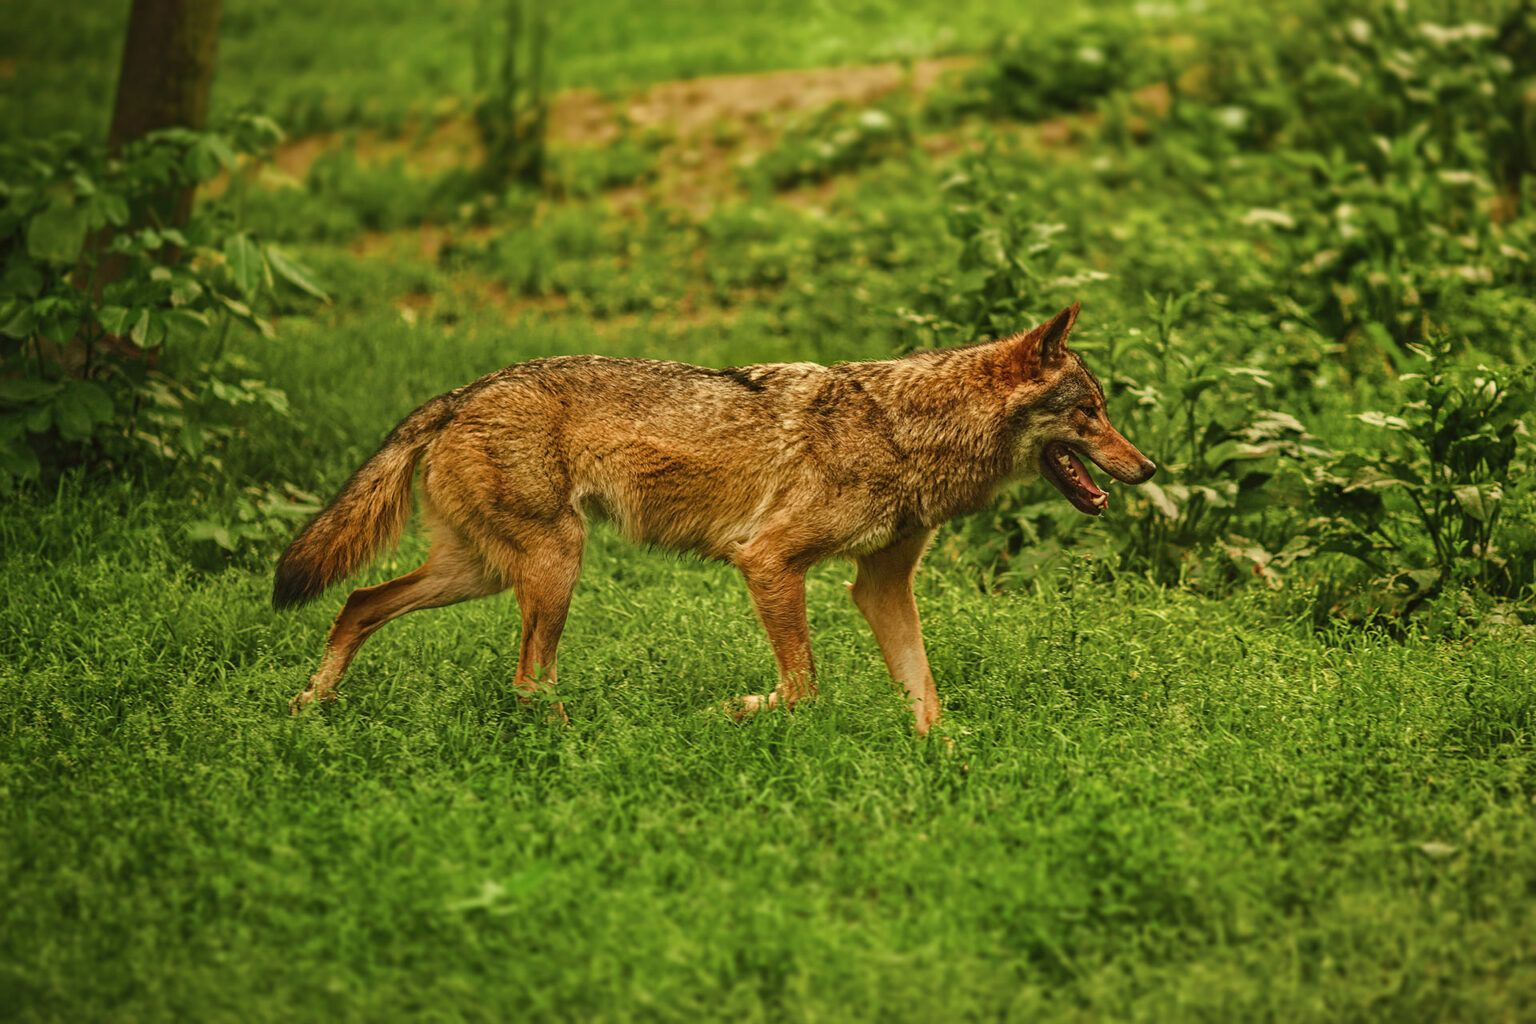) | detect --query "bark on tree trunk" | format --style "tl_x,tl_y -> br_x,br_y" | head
80,0 -> 222,351
107,0 -> 224,227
